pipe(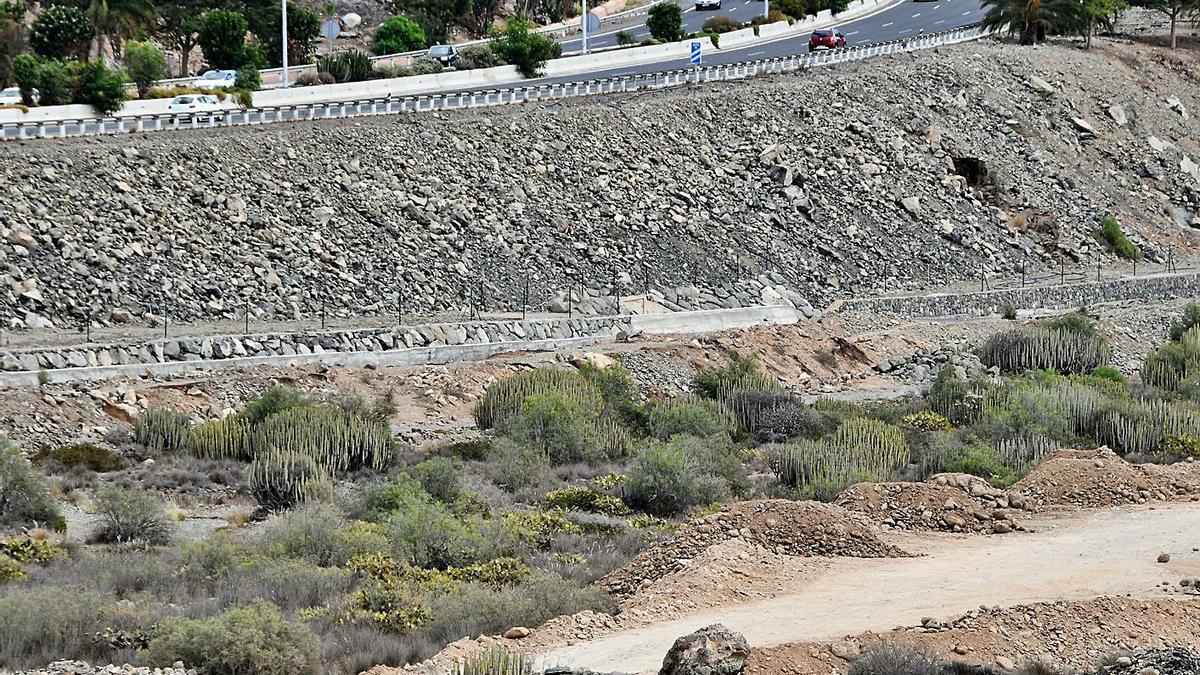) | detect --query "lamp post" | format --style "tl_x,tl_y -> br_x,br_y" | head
582,0 -> 589,53
281,0 -> 290,86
